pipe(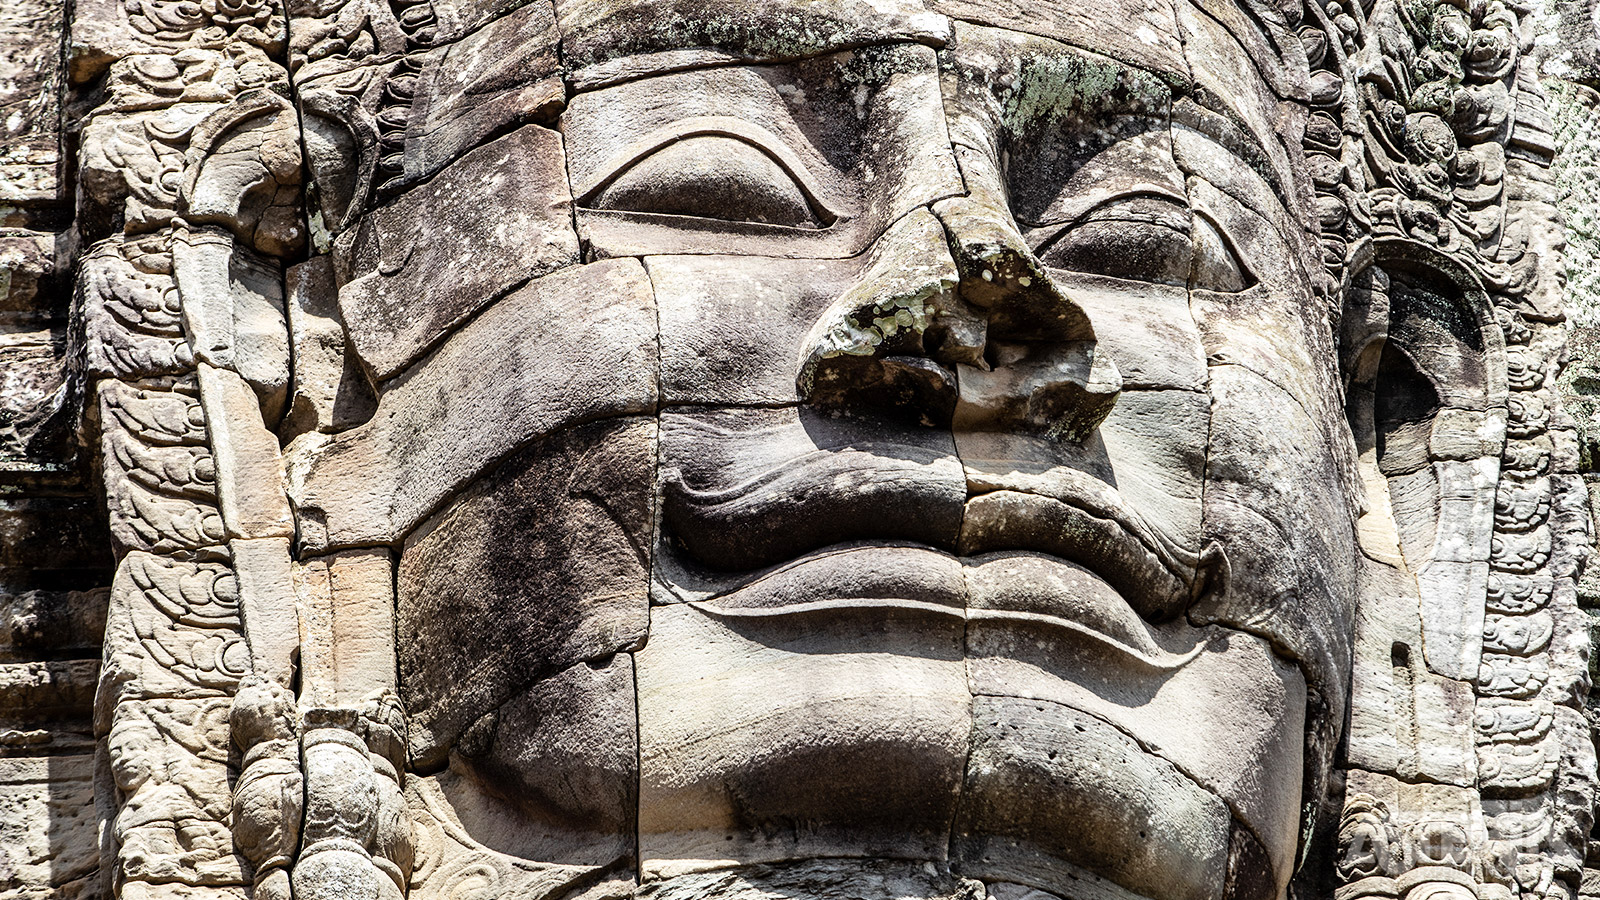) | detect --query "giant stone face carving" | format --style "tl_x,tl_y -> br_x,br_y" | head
296,3 -> 1350,899
55,0 -> 1600,899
